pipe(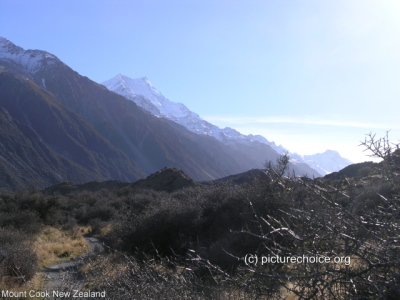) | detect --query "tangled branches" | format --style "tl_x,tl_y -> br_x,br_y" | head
233,133 -> 400,299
